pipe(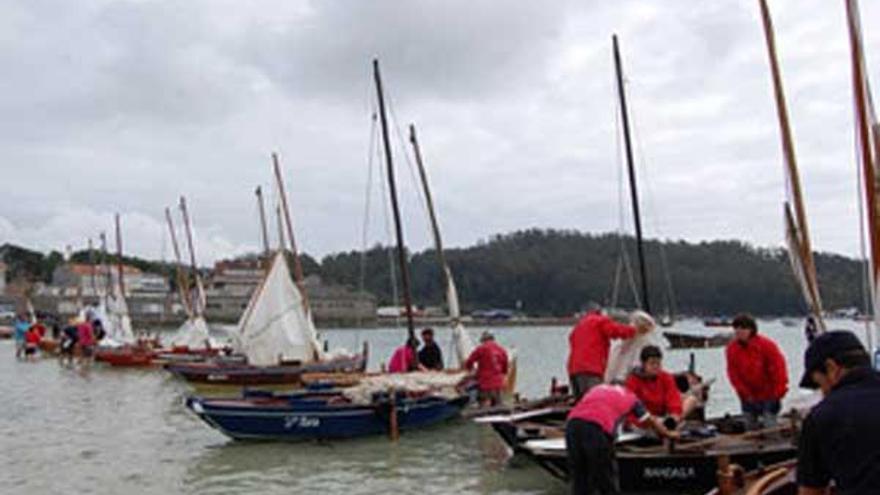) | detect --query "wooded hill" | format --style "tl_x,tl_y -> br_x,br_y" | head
1,229 -> 865,316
